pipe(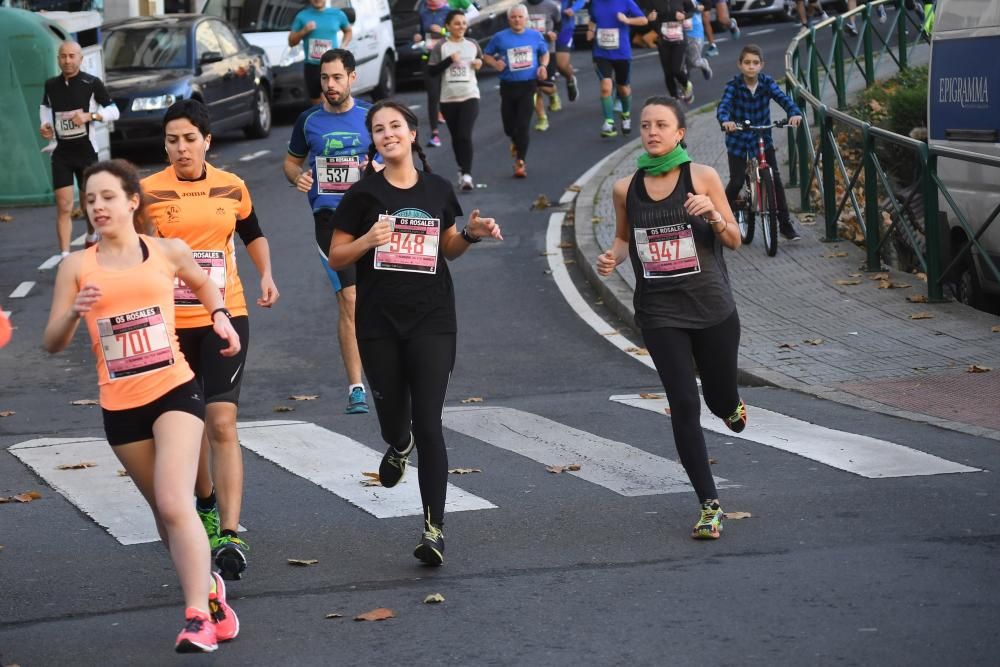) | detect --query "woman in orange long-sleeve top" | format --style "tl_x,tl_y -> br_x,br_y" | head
43,159 -> 241,654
